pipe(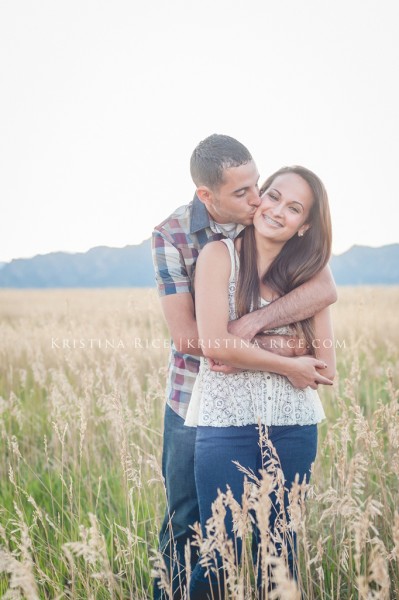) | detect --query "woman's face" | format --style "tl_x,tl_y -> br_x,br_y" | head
253,172 -> 314,243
